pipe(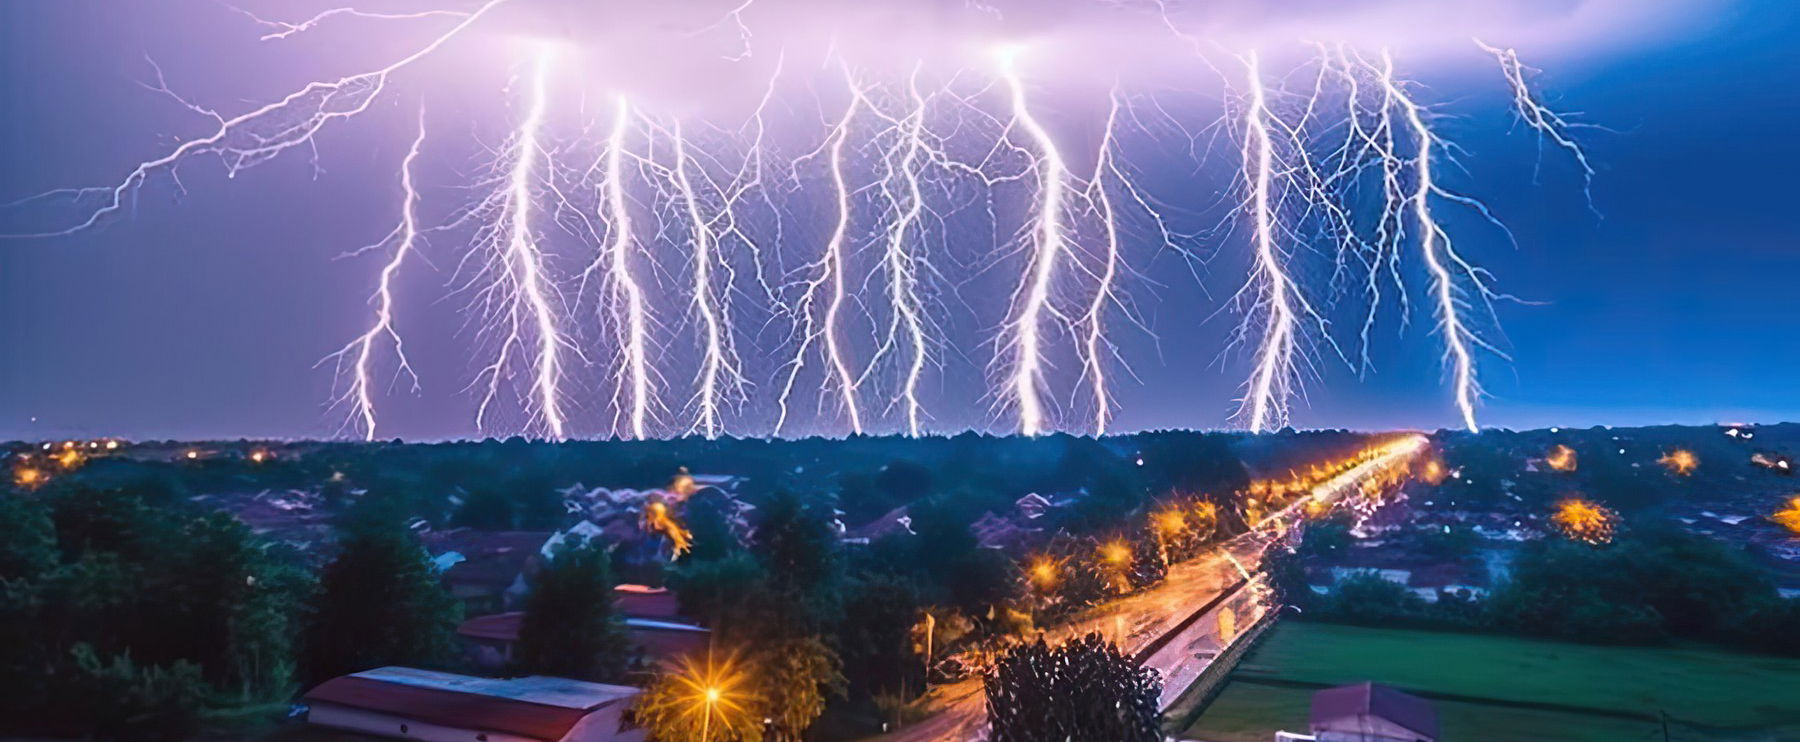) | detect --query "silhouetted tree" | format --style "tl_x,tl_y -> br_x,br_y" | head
984,633 -> 1162,742
301,520 -> 460,685
516,538 -> 629,681
754,636 -> 845,742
